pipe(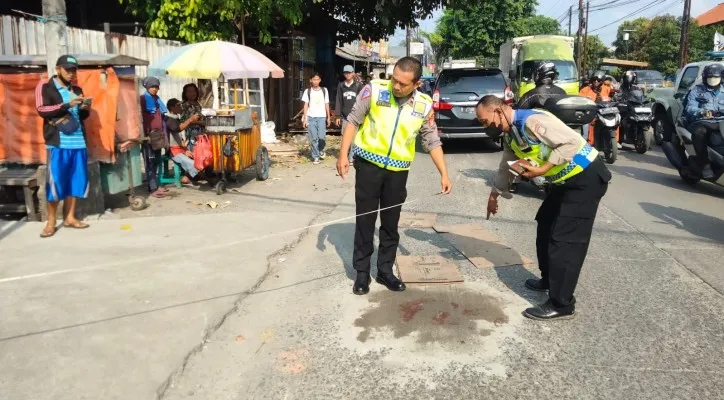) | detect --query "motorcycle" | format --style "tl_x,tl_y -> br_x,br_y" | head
661,116 -> 724,187
617,89 -> 654,154
509,95 -> 597,193
590,100 -> 621,164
